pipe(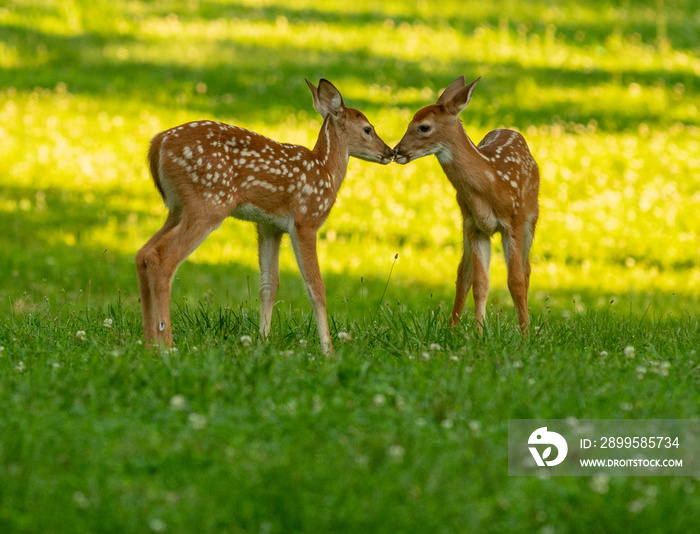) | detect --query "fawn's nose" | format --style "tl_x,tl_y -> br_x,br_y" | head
392,145 -> 410,164
379,145 -> 395,164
